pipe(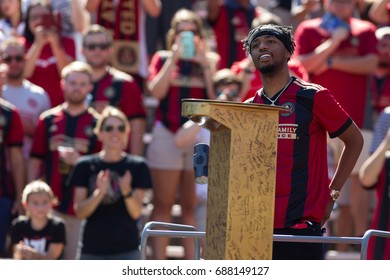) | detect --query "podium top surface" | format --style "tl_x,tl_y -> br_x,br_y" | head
182,98 -> 289,115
